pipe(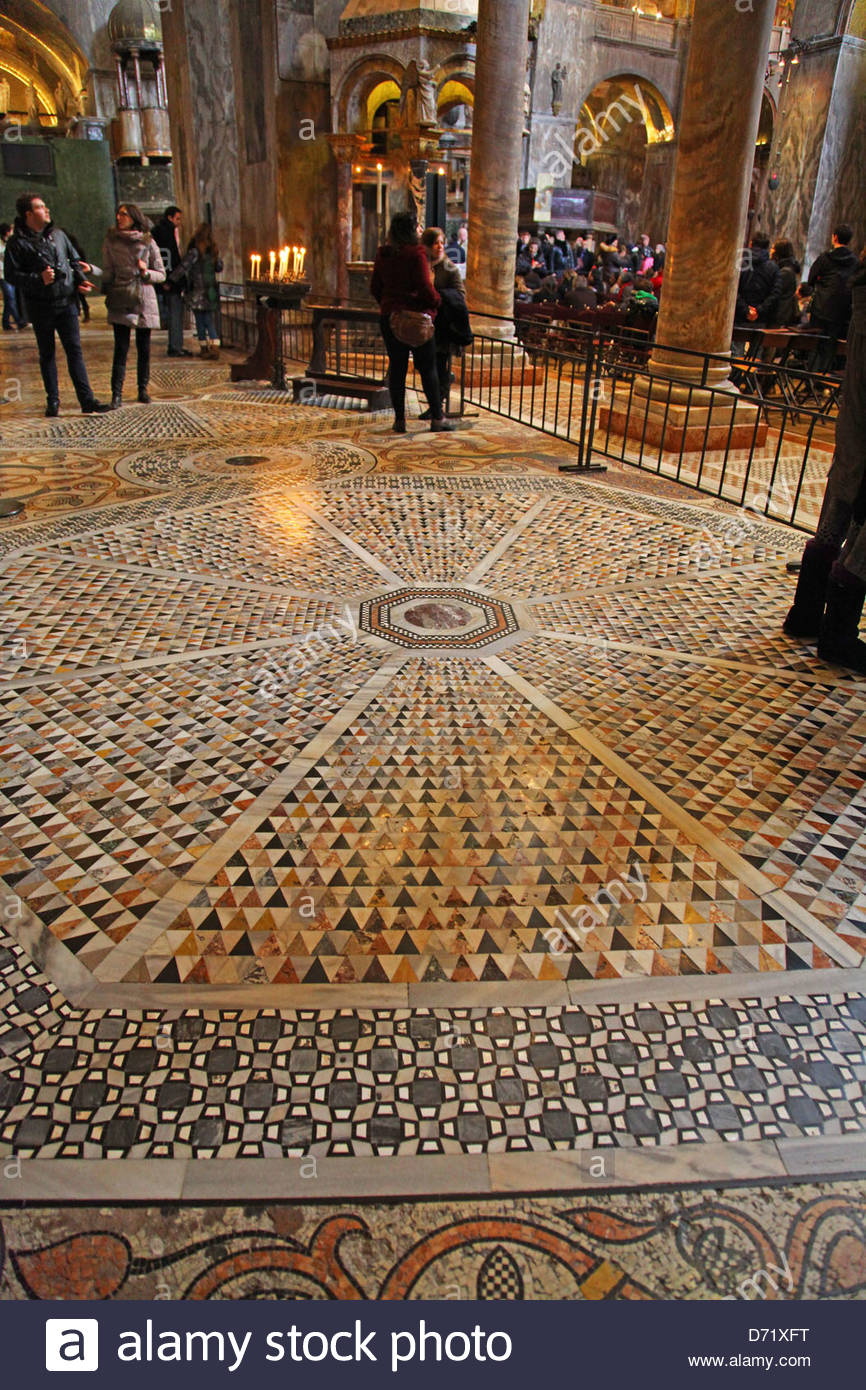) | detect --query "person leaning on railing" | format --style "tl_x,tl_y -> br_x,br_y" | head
783,246 -> 866,673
